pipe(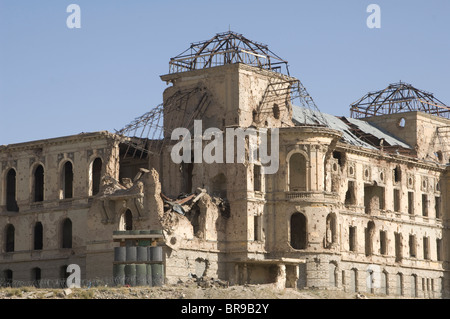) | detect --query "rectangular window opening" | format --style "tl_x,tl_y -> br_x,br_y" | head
345,181 -> 356,206
409,235 -> 416,258
349,226 -> 356,252
394,189 -> 400,212
422,194 -> 428,217
395,232 -> 402,262
435,196 -> 441,219
408,192 -> 414,215
423,237 -> 430,260
364,184 -> 385,214
254,164 -> 261,192
380,231 -> 387,255
436,238 -> 442,261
